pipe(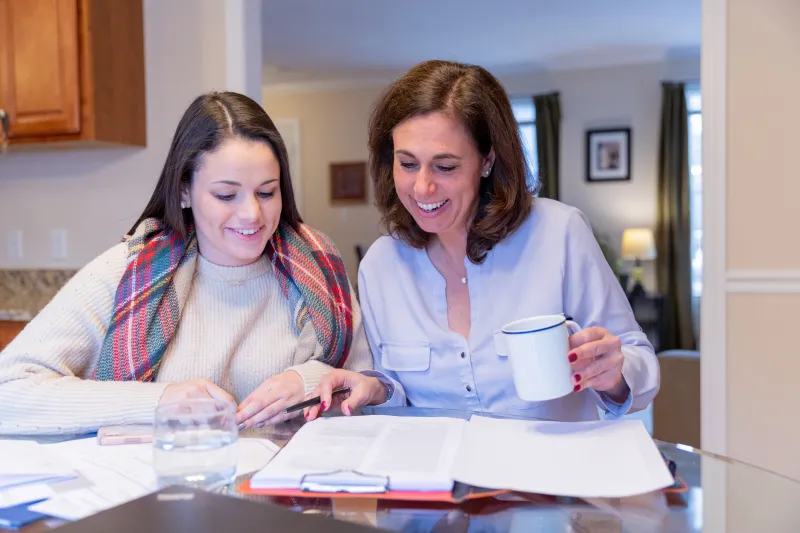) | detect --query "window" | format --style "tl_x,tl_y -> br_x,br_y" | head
510,97 -> 538,190
686,84 -> 702,327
